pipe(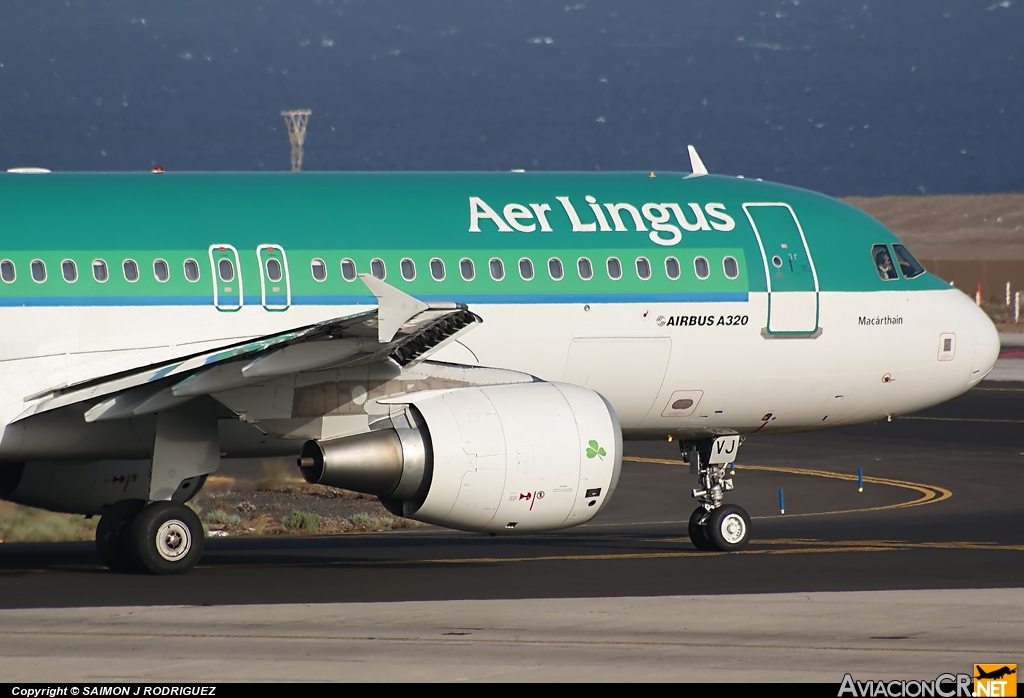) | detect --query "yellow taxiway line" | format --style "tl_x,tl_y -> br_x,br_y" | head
623,457 -> 952,518
321,537 -> 1024,568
